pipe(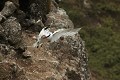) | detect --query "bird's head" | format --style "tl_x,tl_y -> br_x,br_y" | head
40,27 -> 52,38
43,27 -> 49,30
